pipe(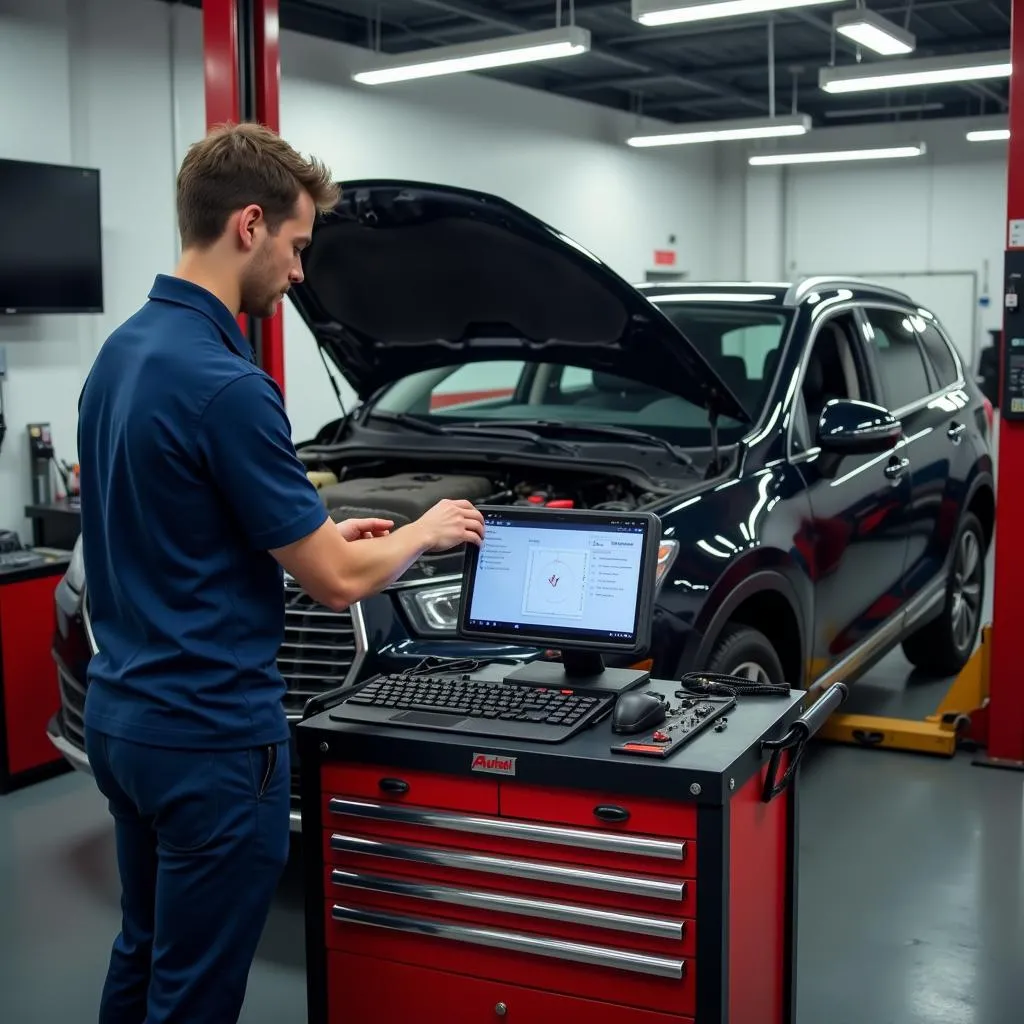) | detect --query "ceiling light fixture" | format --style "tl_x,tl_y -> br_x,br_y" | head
627,113 -> 811,147
833,8 -> 916,56
632,0 -> 846,27
351,26 -> 590,85
966,128 -> 1010,142
749,143 -> 926,166
819,50 -> 1011,93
